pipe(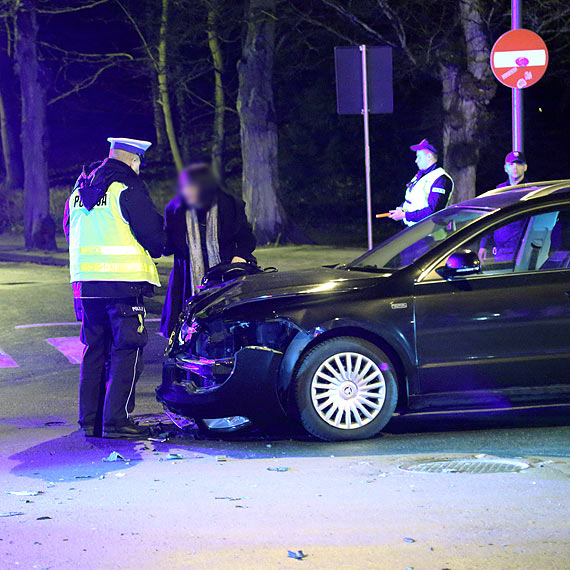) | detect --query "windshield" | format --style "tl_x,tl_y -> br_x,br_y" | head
349,208 -> 492,271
